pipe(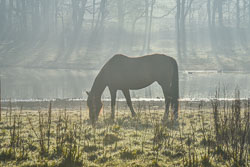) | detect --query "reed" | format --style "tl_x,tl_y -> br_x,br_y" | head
0,78 -> 1,122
